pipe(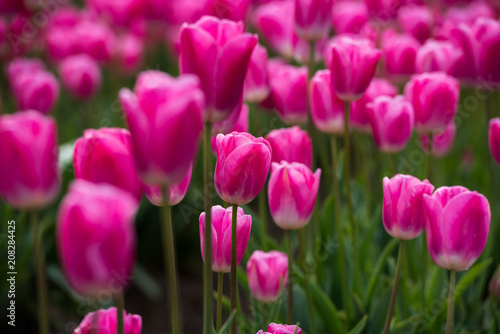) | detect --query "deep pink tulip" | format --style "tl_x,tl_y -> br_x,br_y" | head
382,174 -> 434,240
59,54 -> 102,100
328,35 -> 381,101
415,39 -> 462,75
424,186 -> 490,271
443,2 -> 494,27
364,0 -> 405,21
212,103 -> 250,147
265,60 -> 308,125
115,33 -> 145,76
489,118 -> 500,167
119,70 -> 204,185
397,5 -> 433,43
76,19 -> 116,64
268,161 -> 321,230
179,16 -> 257,122
214,132 -> 272,205
207,0 -> 250,21
294,0 -> 332,41
244,44 -> 270,103
74,128 -> 142,202
351,78 -> 398,132
382,32 -> 420,79
265,126 -> 312,168
420,122 -> 456,157
143,164 -> 192,207
258,323 -> 303,334
73,307 -> 142,334
247,250 -> 288,302
489,265 -> 500,300
86,0 -> 143,26
404,72 -> 459,133
331,1 -> 368,35
309,69 -> 345,134
57,180 -> 137,296
474,18 -> 500,86
199,205 -> 252,273
0,111 -> 59,209
369,95 -> 414,153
